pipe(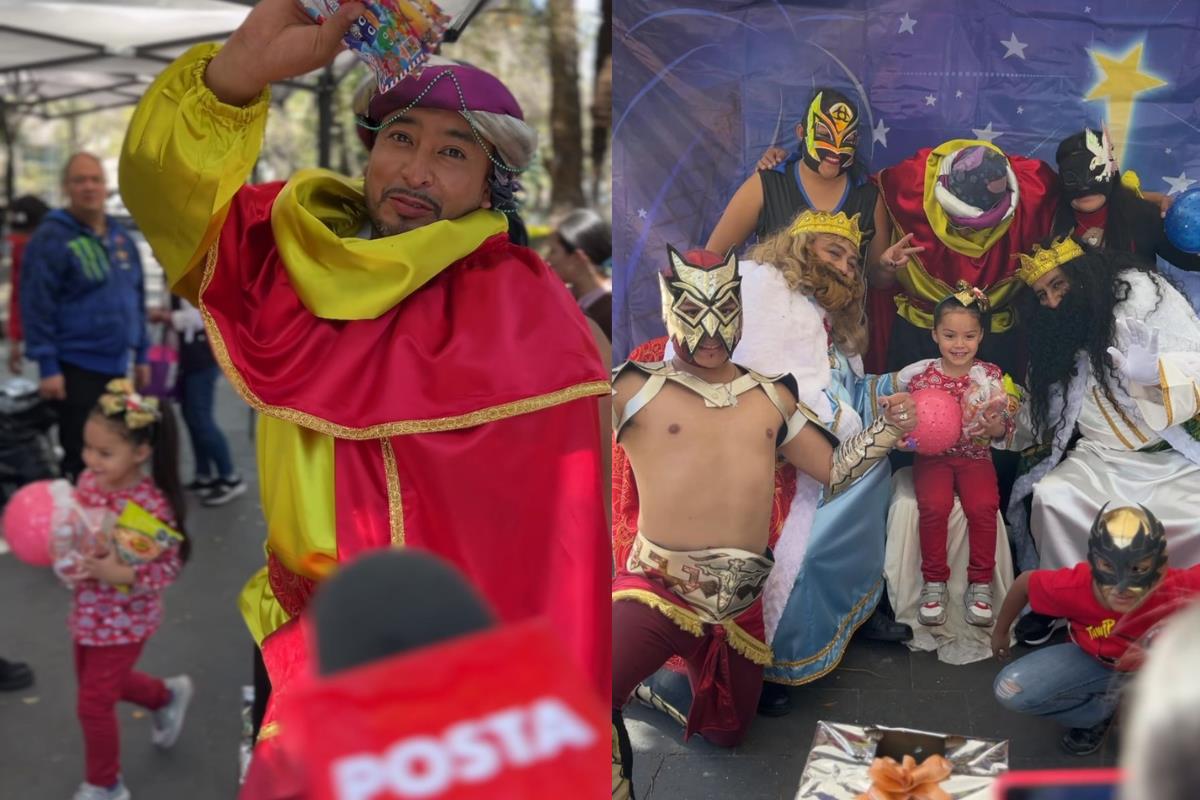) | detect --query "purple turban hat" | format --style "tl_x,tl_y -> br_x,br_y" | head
356,61 -> 536,173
